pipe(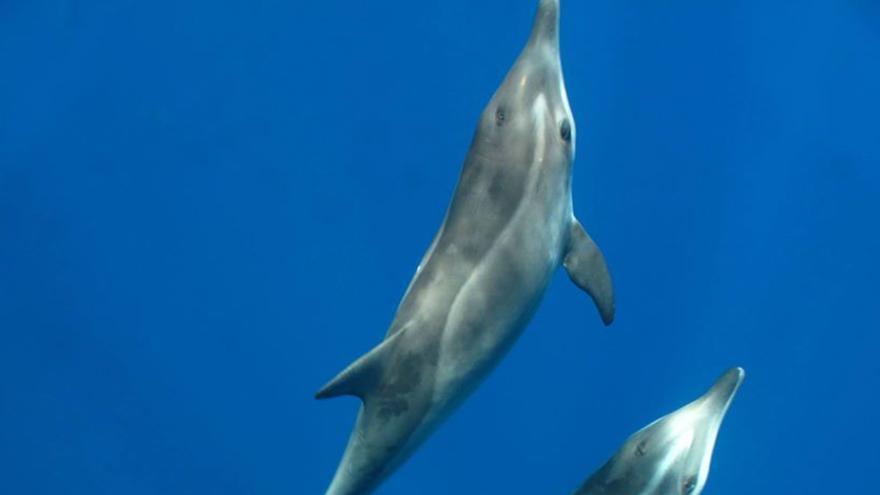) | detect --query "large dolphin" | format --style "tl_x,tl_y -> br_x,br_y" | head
317,1 -> 613,493
572,367 -> 745,495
